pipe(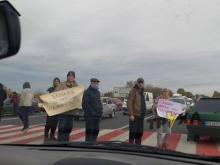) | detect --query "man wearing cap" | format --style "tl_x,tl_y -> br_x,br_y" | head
127,78 -> 146,145
82,78 -> 103,141
44,77 -> 60,142
55,71 -> 78,142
